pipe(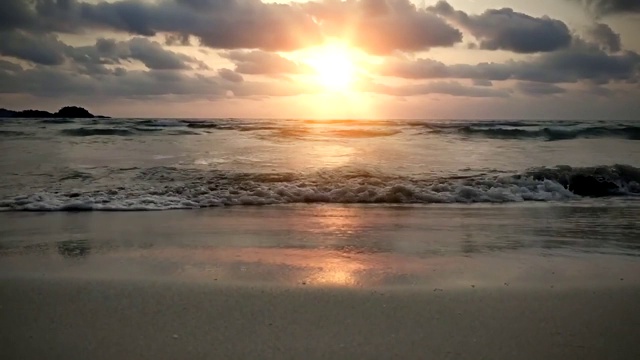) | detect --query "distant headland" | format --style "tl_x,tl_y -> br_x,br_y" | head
0,106 -> 109,119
